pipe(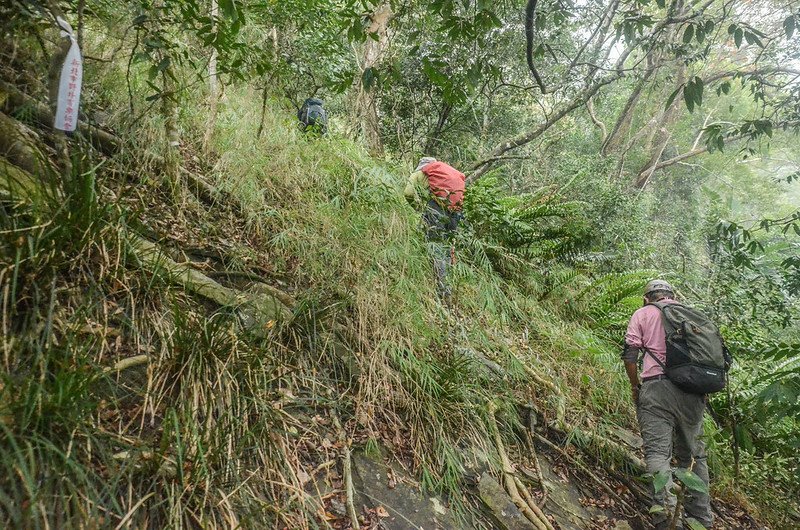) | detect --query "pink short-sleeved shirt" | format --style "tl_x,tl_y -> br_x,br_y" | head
625,299 -> 679,379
